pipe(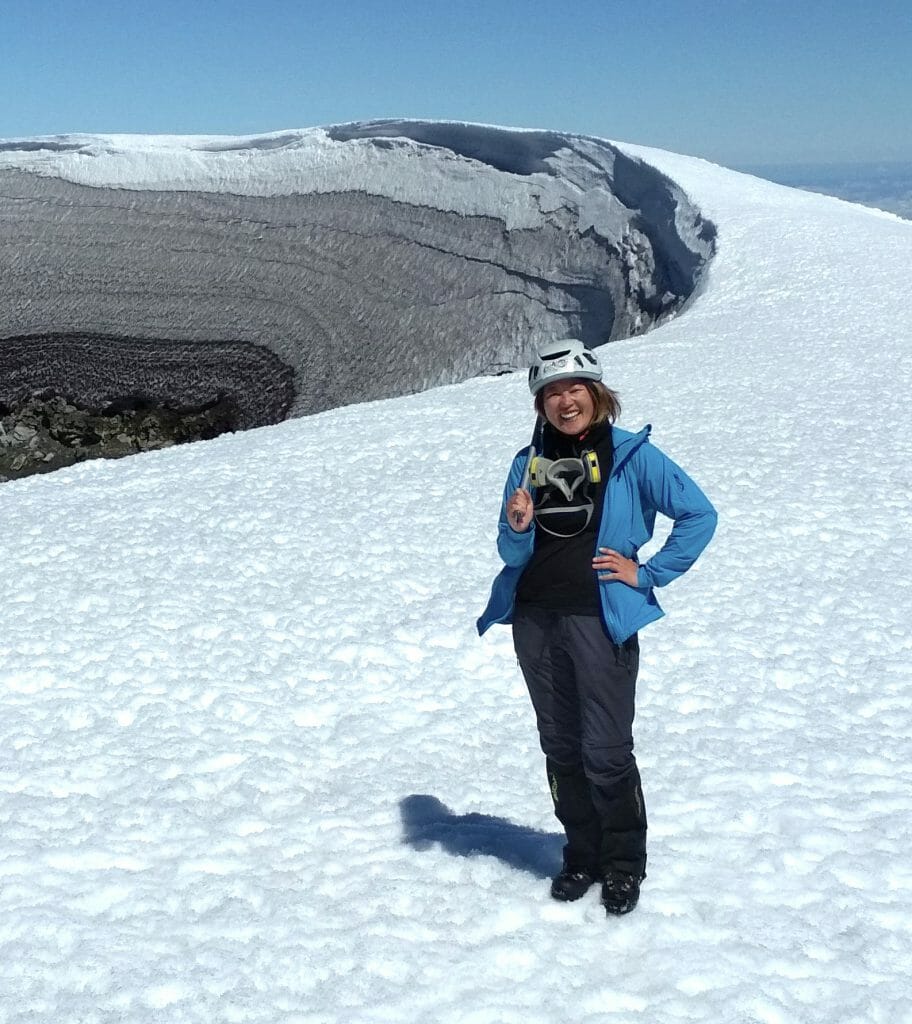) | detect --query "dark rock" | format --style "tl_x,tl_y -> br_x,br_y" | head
0,391 -> 240,480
